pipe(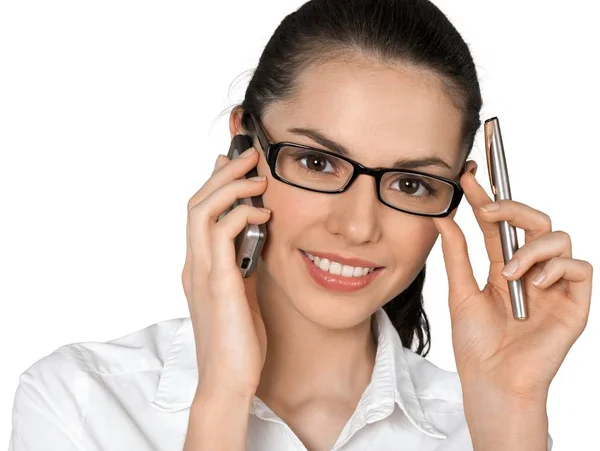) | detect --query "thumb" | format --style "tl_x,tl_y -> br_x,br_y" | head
432,216 -> 479,303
